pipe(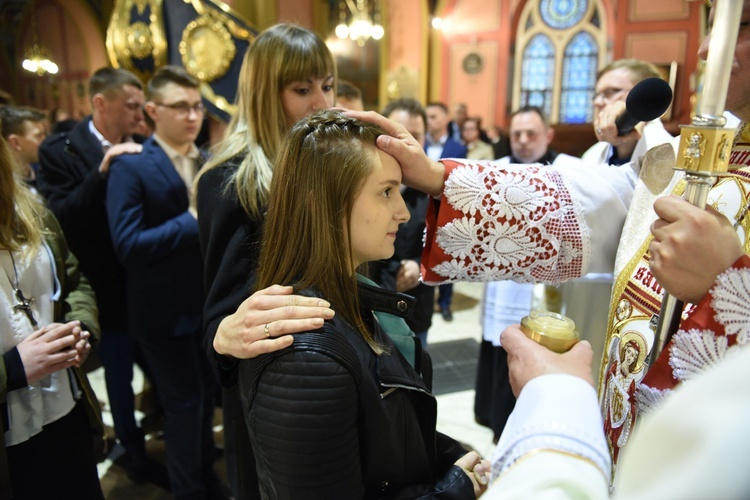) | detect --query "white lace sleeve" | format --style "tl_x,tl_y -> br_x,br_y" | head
491,374 -> 611,481
422,160 -> 634,285
710,264 -> 750,344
